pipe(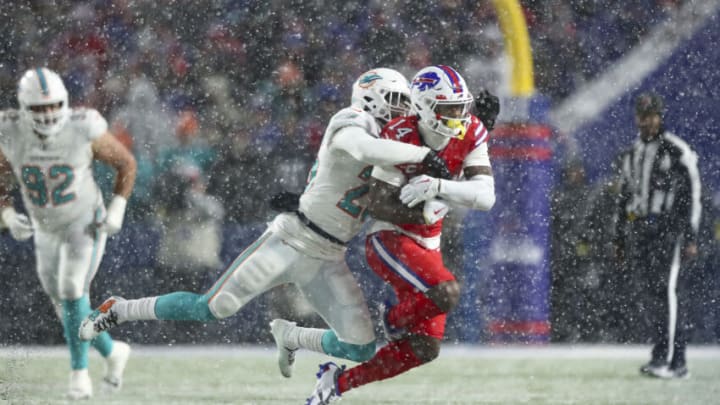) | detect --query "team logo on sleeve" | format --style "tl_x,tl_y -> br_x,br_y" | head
412,72 -> 440,91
